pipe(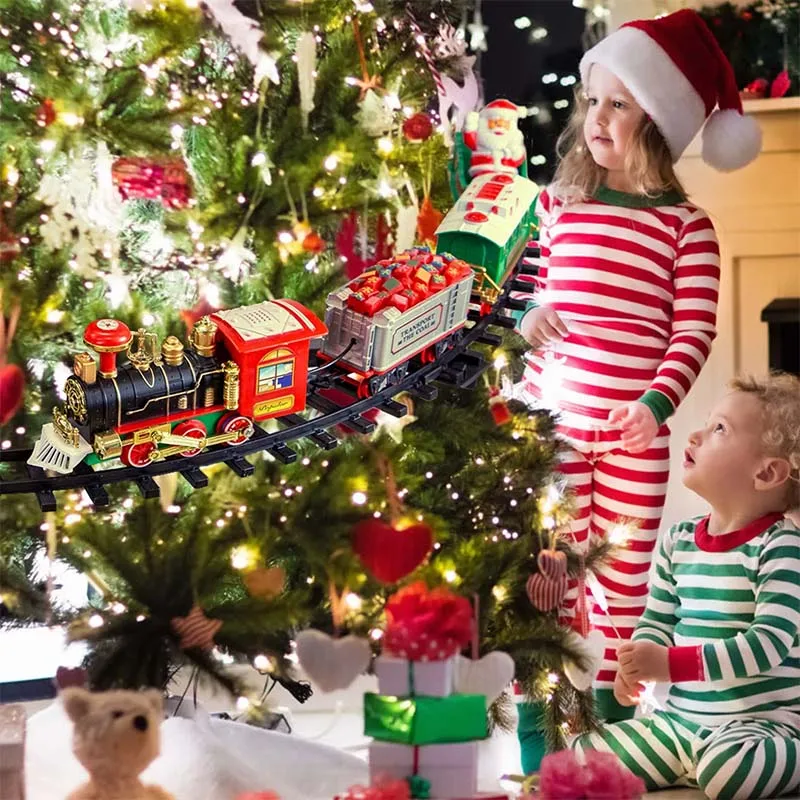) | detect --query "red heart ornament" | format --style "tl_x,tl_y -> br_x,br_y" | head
352,519 -> 433,584
537,549 -> 567,581
526,573 -> 568,612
